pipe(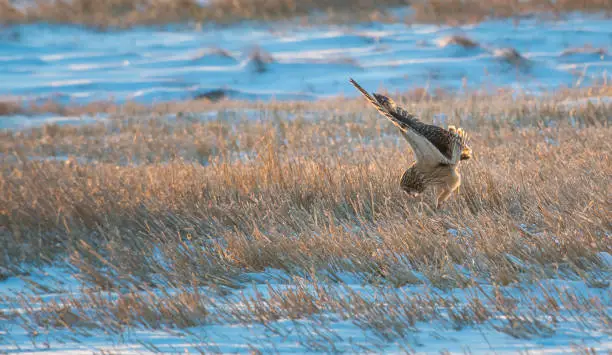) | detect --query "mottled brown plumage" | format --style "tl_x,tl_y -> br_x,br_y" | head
350,78 -> 472,208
